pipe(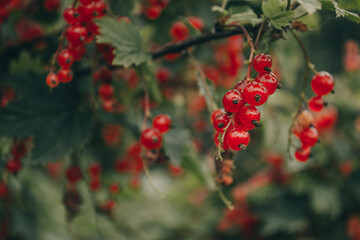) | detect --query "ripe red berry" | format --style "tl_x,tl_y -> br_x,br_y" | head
0,182 -> 8,198
146,5 -> 162,19
234,80 -> 248,93
98,84 -> 114,101
311,71 -> 335,96
66,165 -> 82,183
57,68 -> 73,83
115,158 -> 129,172
46,73 -> 60,88
44,0 -> 60,12
213,113 -> 230,132
253,54 -> 272,73
235,105 -> 261,127
89,179 -> 101,191
57,49 -> 74,69
255,72 -> 278,95
211,109 -> 226,124
68,43 -> 86,61
156,67 -> 171,84
222,89 -> 244,113
169,21 -> 189,41
77,2 -> 97,22
88,162 -> 101,178
295,147 -> 311,162
6,159 -> 21,173
226,128 -> 250,151
63,7 -> 80,24
299,126 -> 318,147
11,141 -> 27,158
140,127 -> 162,150
105,199 -> 116,211
93,66 -> 112,83
66,24 -> 88,45
243,82 -> 268,106
94,0 -> 107,17
187,16 -> 204,30
308,95 -> 324,112
153,114 -> 172,133
109,183 -> 119,194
